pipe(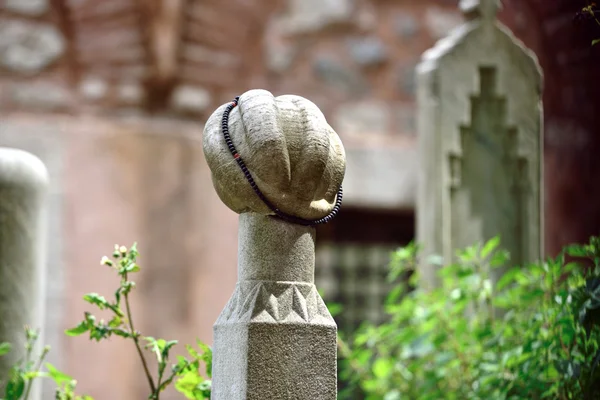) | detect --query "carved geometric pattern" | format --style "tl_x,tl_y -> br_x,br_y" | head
448,66 -> 529,266
215,281 -> 335,326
